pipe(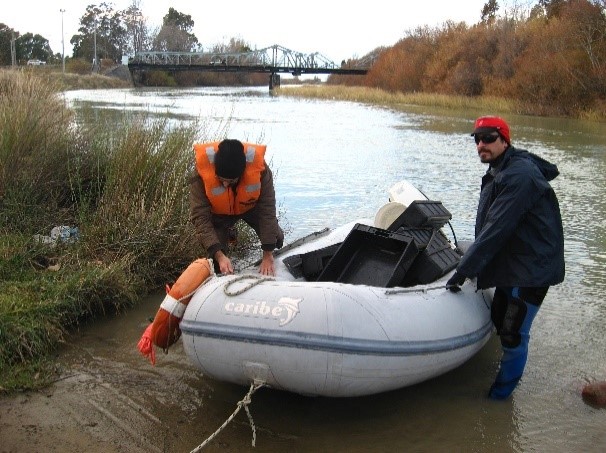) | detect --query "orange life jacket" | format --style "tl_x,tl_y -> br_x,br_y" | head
193,141 -> 266,215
